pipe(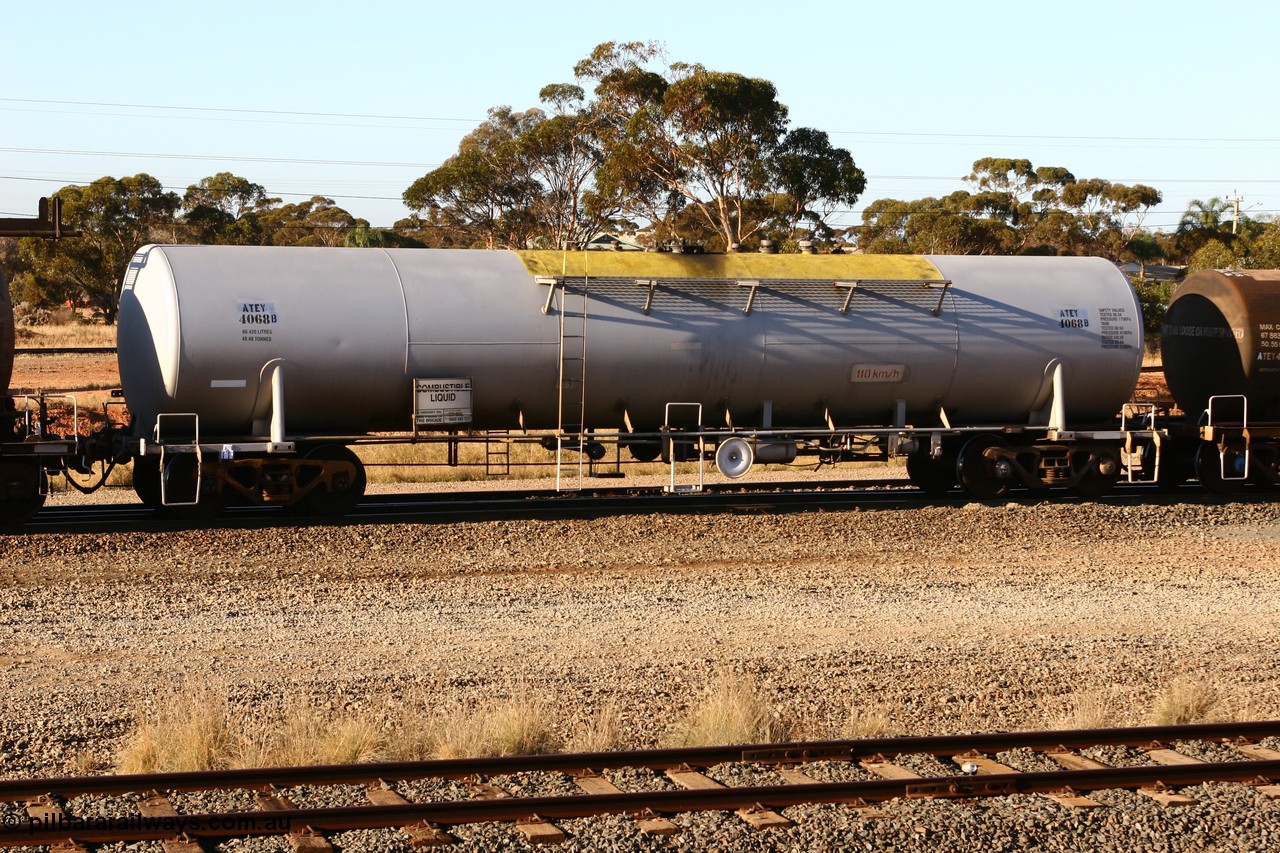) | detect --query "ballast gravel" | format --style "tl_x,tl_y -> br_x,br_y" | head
3,491 -> 1280,851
